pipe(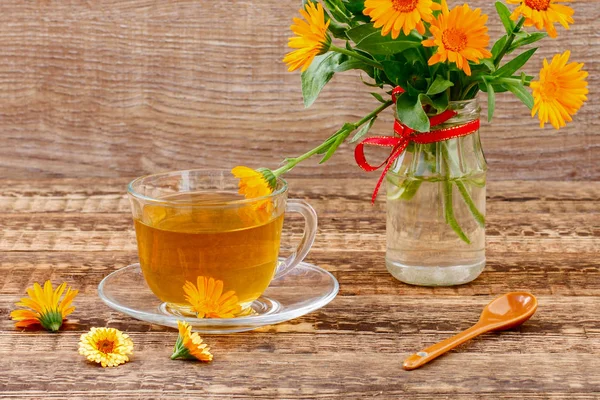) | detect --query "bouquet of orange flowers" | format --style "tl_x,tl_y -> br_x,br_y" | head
233,0 -> 587,241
